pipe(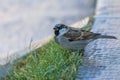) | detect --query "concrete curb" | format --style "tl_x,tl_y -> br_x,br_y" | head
0,35 -> 53,78
76,0 -> 120,80
0,15 -> 93,78
0,17 -> 91,78
0,0 -> 95,78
